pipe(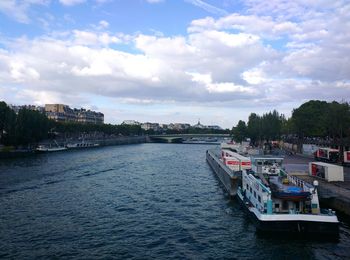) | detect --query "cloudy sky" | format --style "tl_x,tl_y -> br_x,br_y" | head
0,0 -> 349,128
